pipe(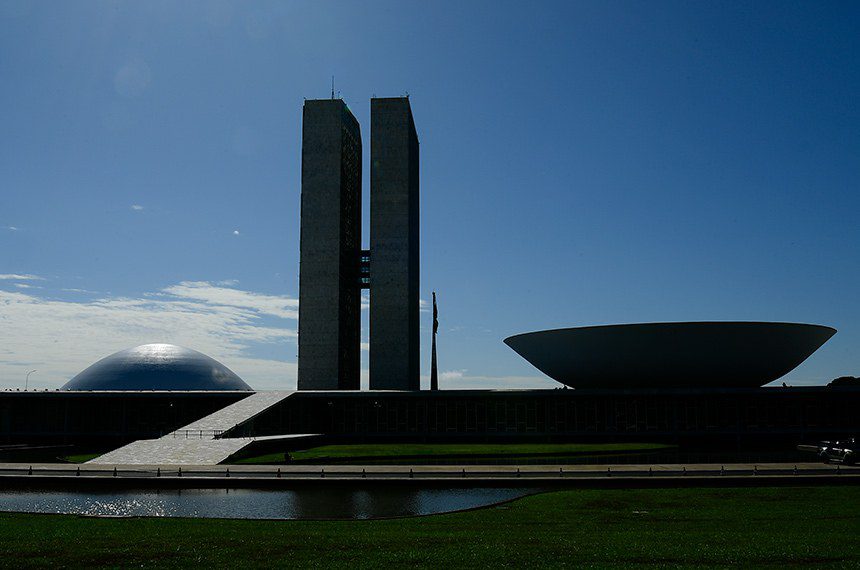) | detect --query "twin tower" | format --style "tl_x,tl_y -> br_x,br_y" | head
297,97 -> 419,391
